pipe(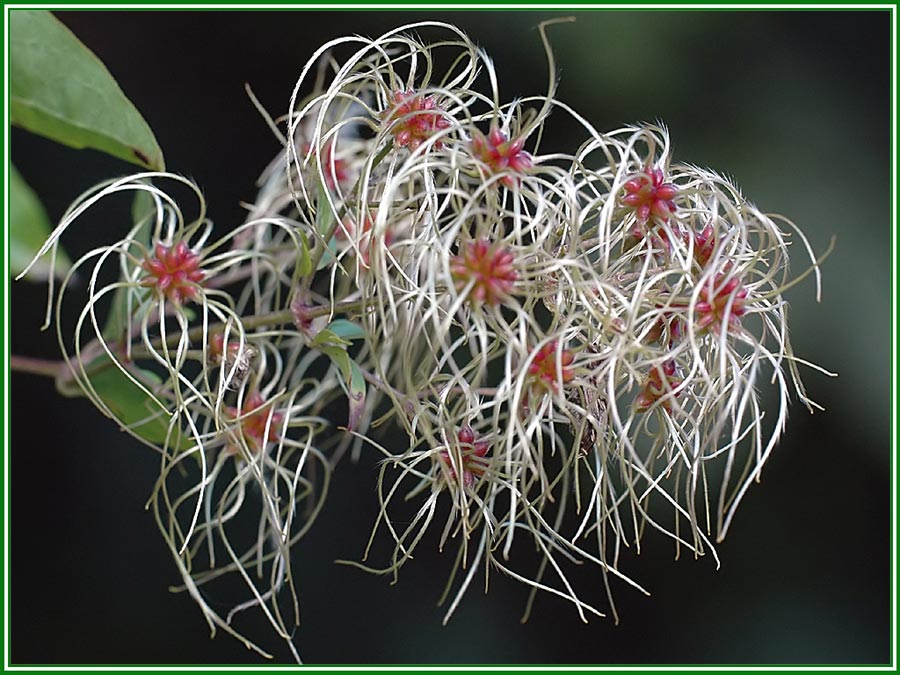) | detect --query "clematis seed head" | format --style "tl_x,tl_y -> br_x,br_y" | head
450,239 -> 518,306
140,241 -> 205,305
622,167 -> 678,223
